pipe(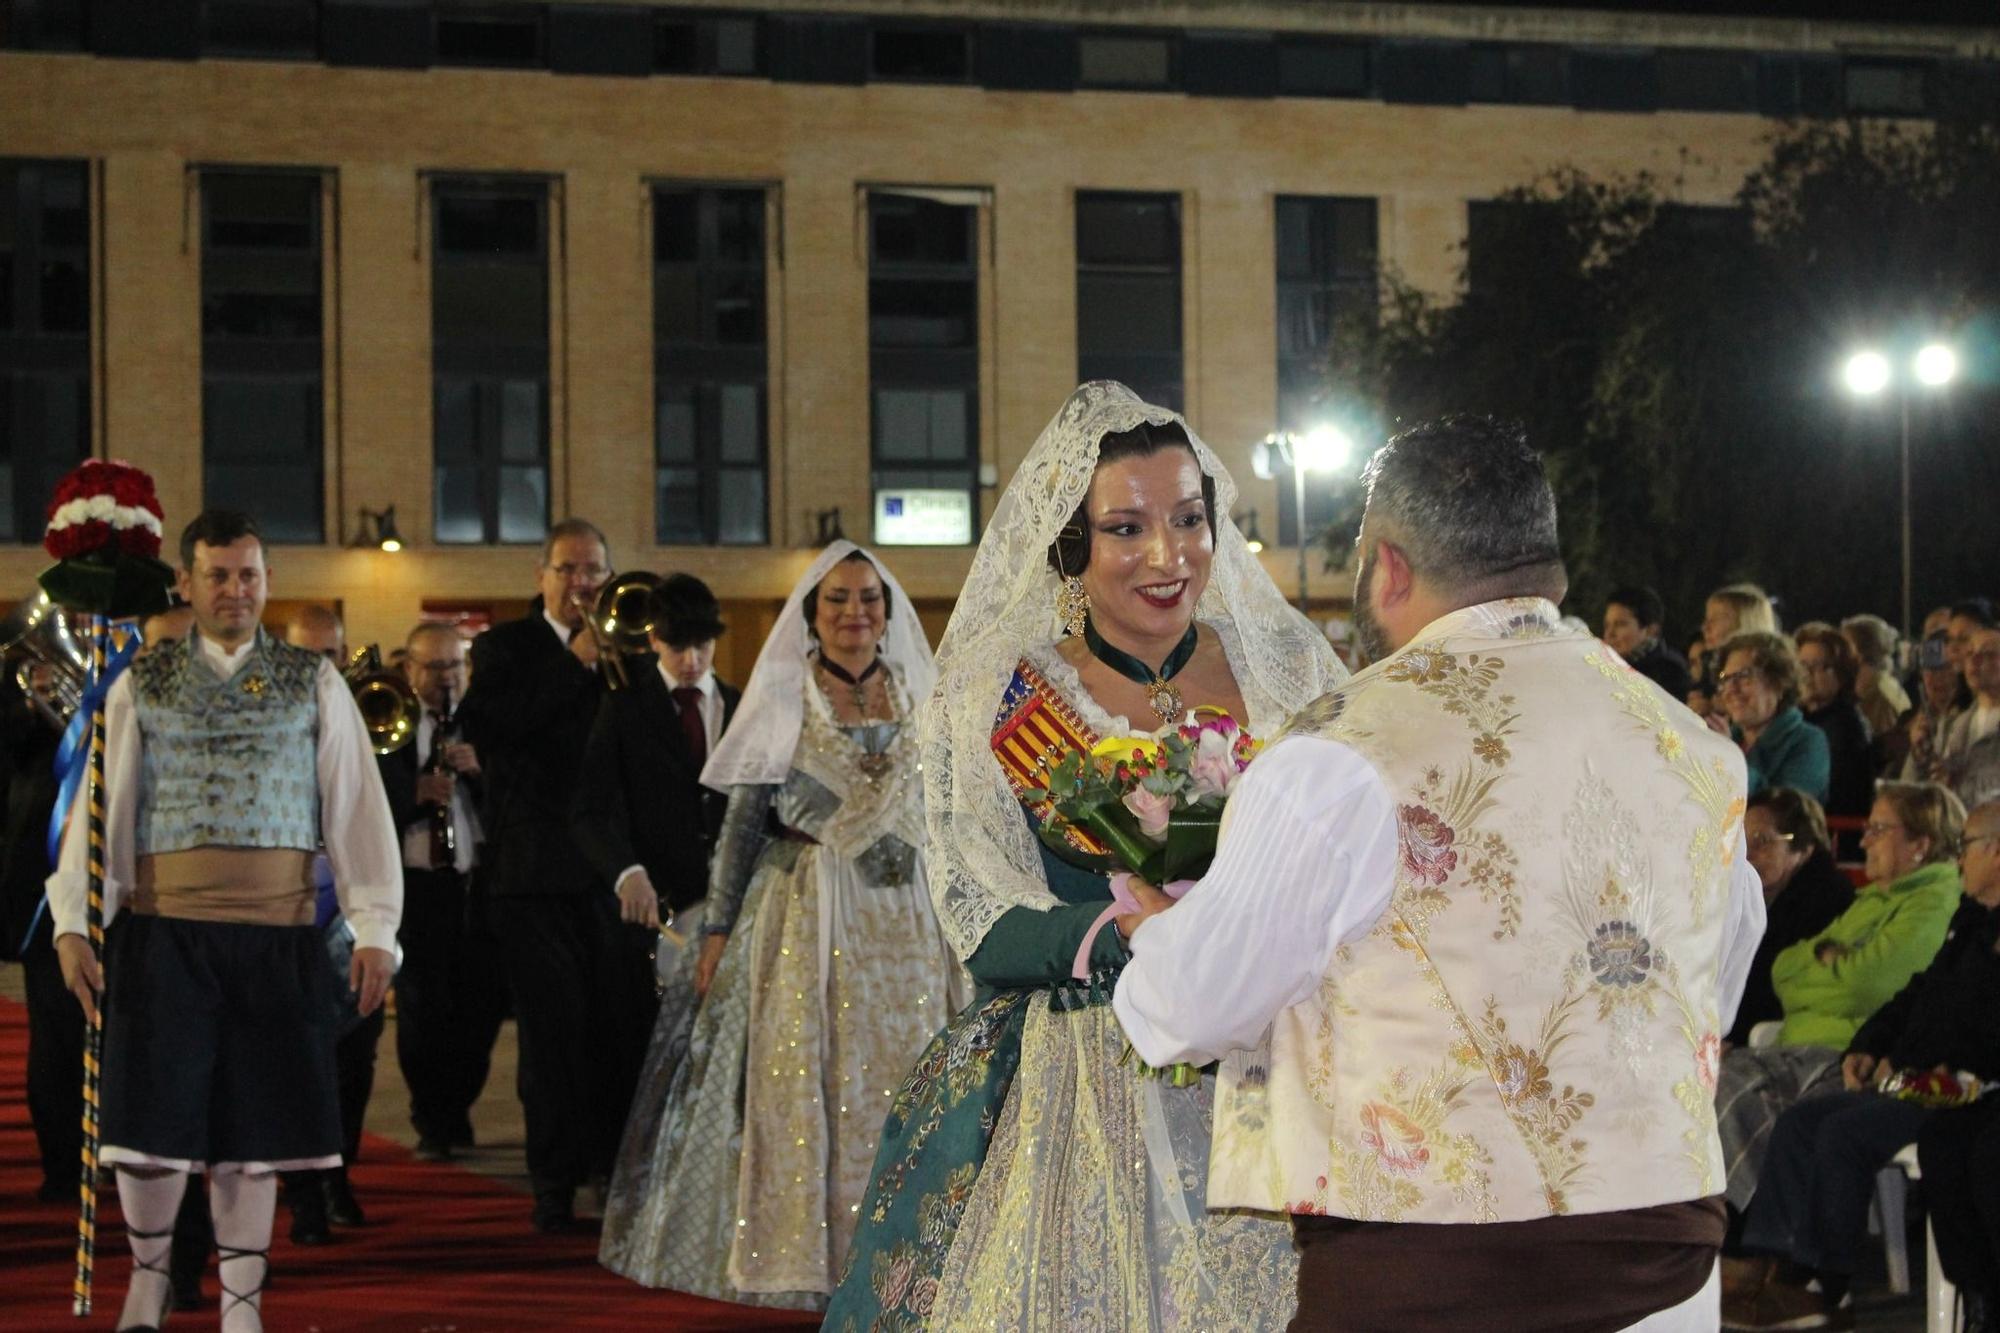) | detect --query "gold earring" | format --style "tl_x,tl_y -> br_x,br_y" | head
1057,576 -> 1090,638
